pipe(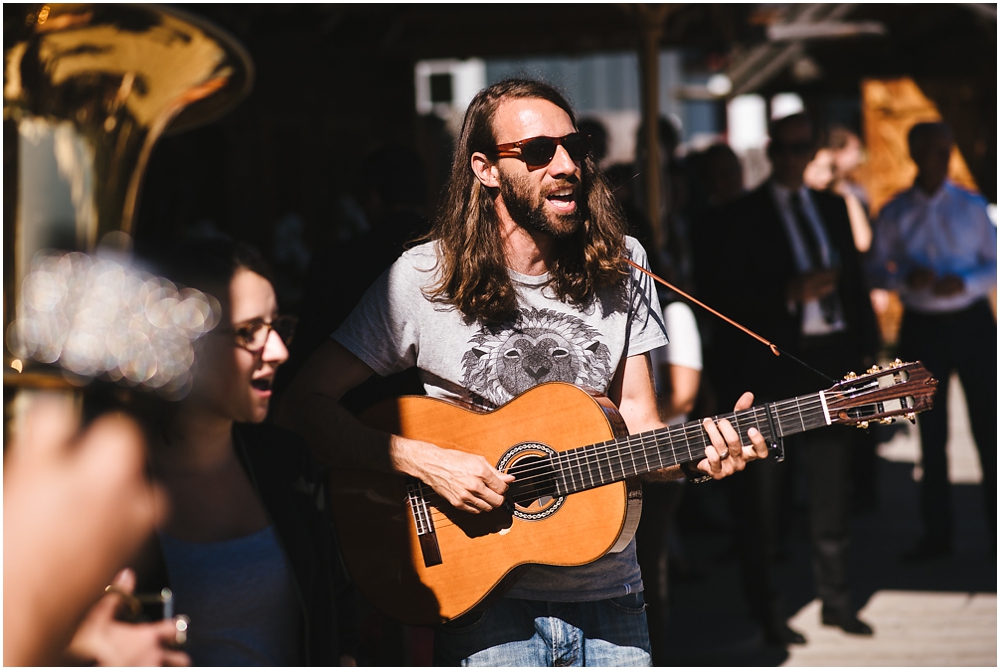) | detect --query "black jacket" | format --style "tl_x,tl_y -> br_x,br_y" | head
136,423 -> 358,666
695,181 -> 879,404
